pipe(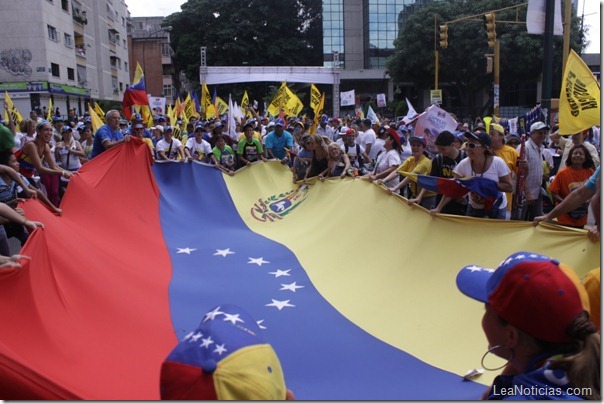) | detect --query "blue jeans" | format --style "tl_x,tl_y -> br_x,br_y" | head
466,194 -> 506,219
